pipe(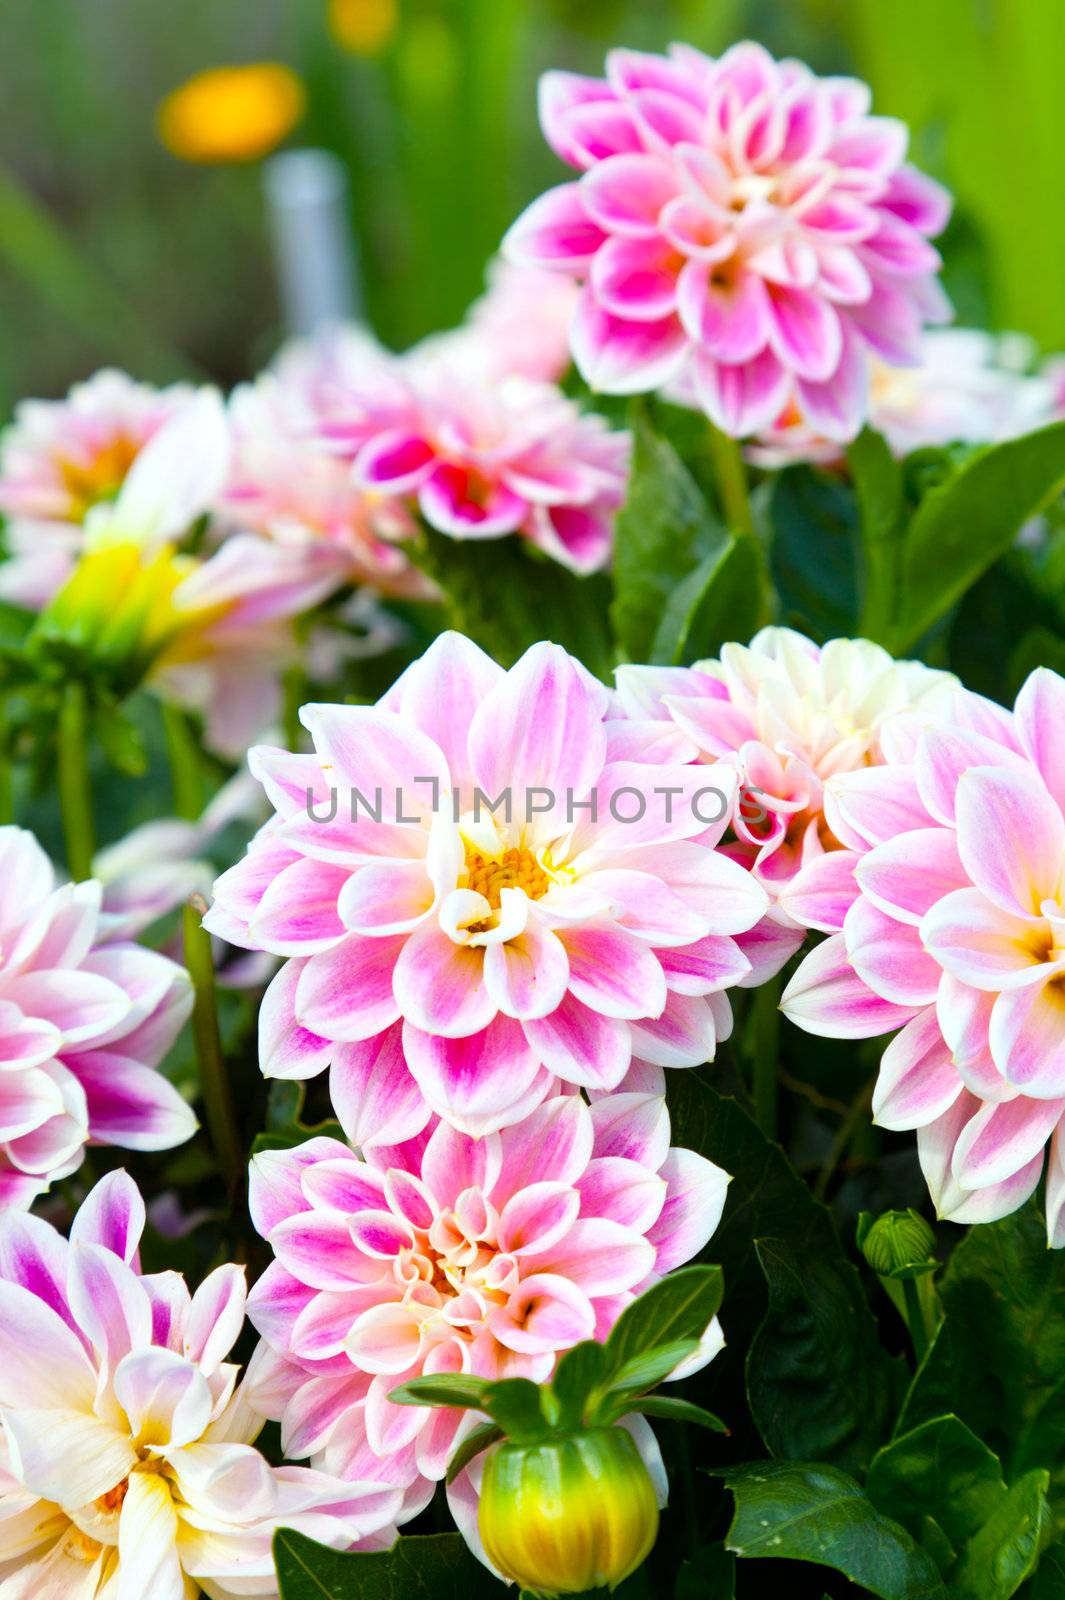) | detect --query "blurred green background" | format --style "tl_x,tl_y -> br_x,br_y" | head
0,0 -> 1060,412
